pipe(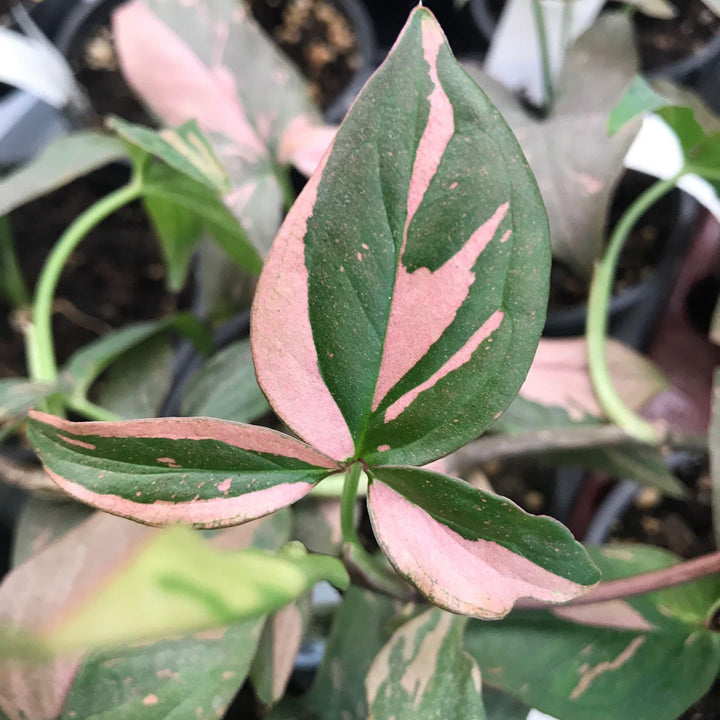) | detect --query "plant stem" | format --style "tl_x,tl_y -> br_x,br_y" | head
532,0 -> 554,113
586,173 -> 682,444
66,396 -> 121,422
0,217 -> 30,309
28,180 -> 143,387
341,461 -> 363,545
517,550 -> 720,609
